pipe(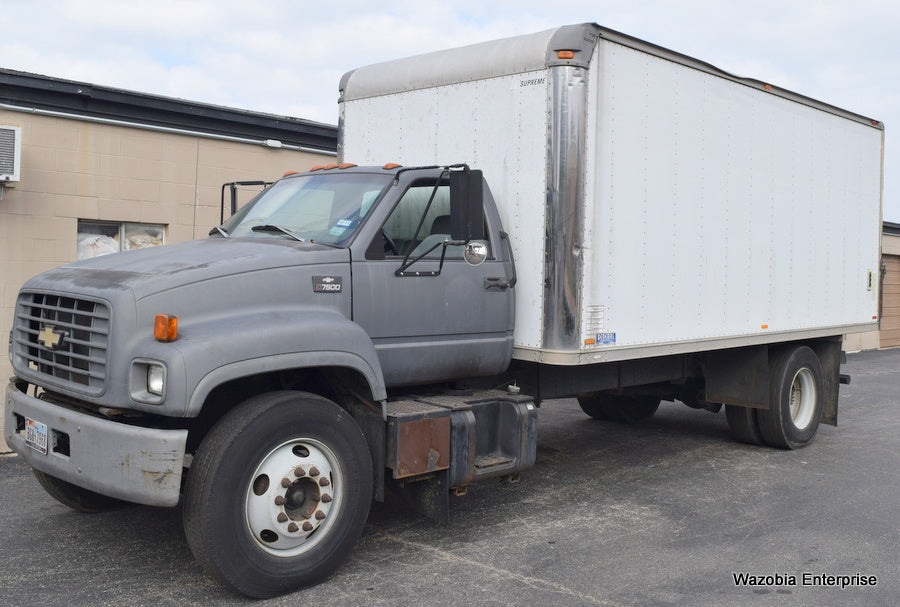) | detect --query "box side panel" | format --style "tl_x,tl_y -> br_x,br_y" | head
341,71 -> 551,348
581,41 -> 882,352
